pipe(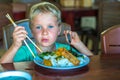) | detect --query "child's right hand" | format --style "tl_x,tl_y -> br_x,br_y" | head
12,26 -> 27,48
